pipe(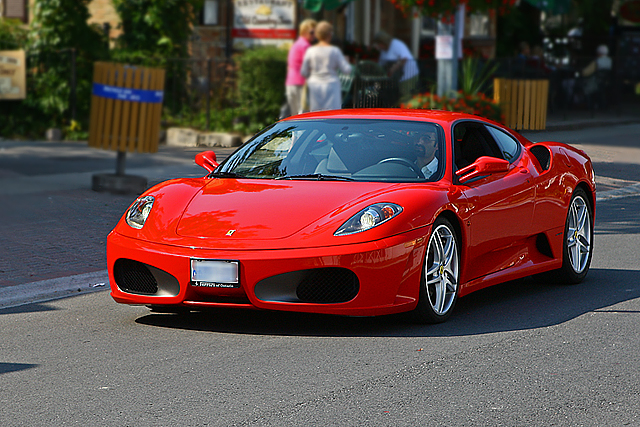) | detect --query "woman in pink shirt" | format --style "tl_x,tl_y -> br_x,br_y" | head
286,19 -> 317,116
